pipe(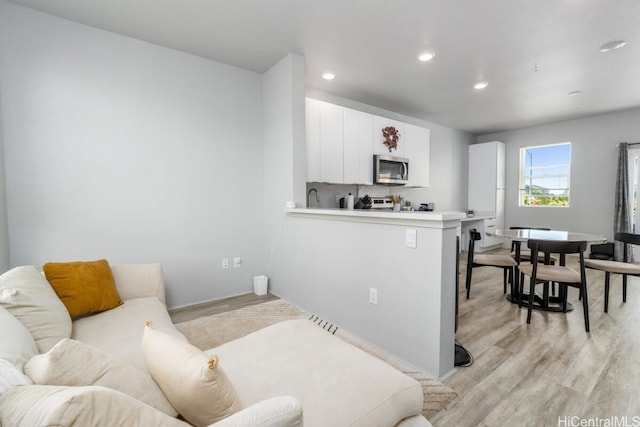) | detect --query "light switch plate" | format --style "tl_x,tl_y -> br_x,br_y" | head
406,229 -> 417,248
